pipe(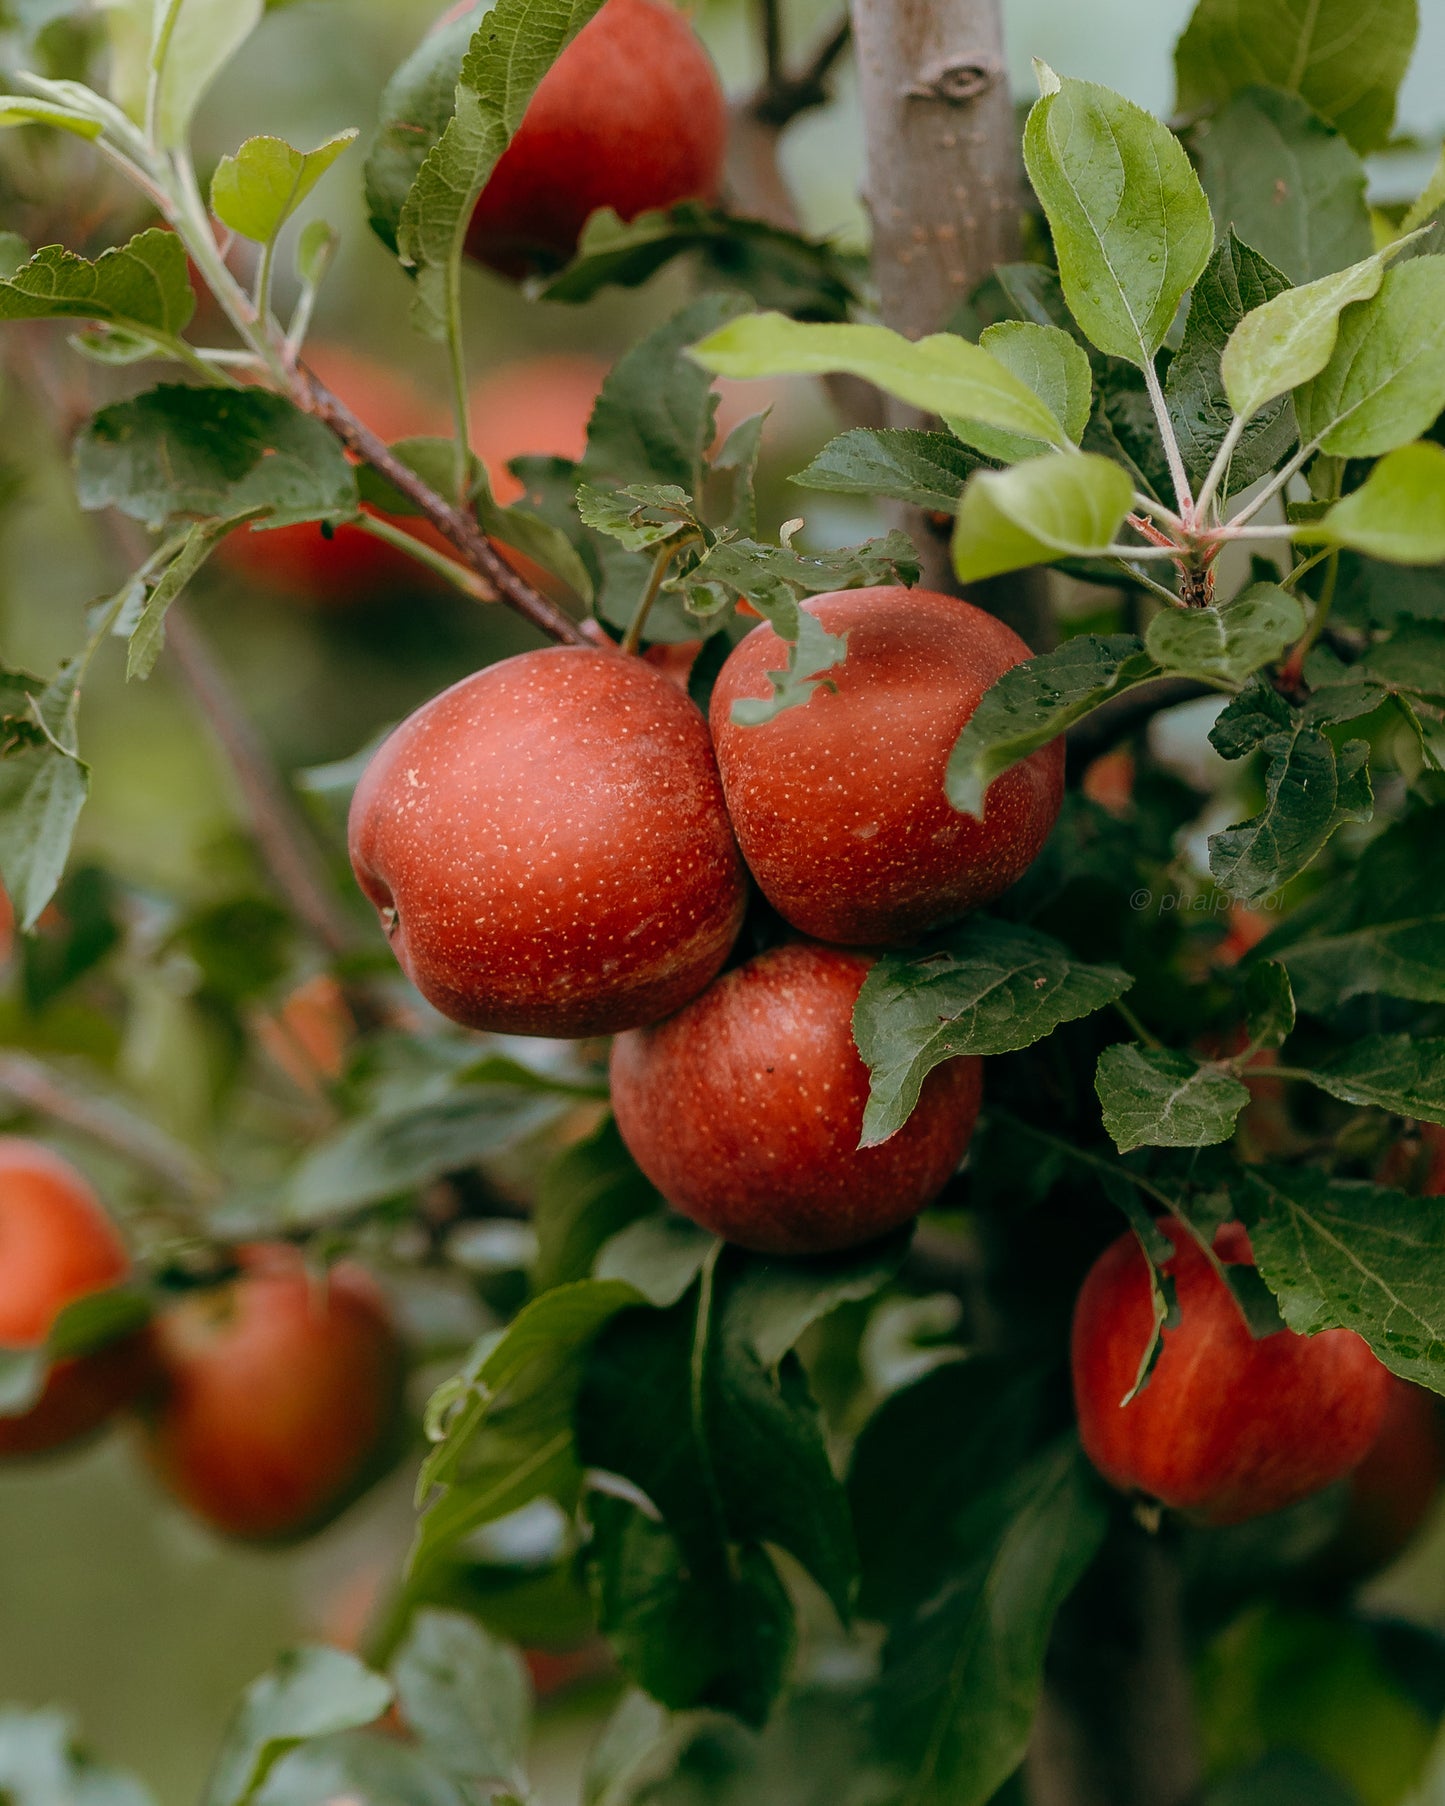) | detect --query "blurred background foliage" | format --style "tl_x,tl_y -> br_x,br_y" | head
0,0 -> 1443,1798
